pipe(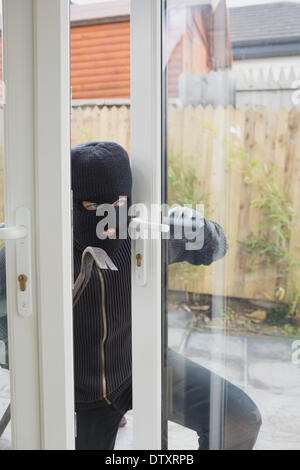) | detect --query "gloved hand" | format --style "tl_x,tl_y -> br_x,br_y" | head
167,206 -> 205,251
